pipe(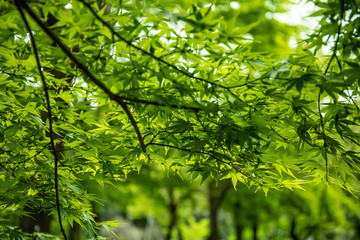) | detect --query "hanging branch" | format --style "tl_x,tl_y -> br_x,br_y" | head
14,1 -> 68,239
319,0 -> 345,180
333,3 -> 360,113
